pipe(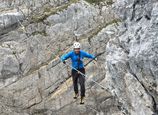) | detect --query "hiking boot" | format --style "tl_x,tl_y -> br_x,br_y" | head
73,93 -> 79,99
80,96 -> 85,104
